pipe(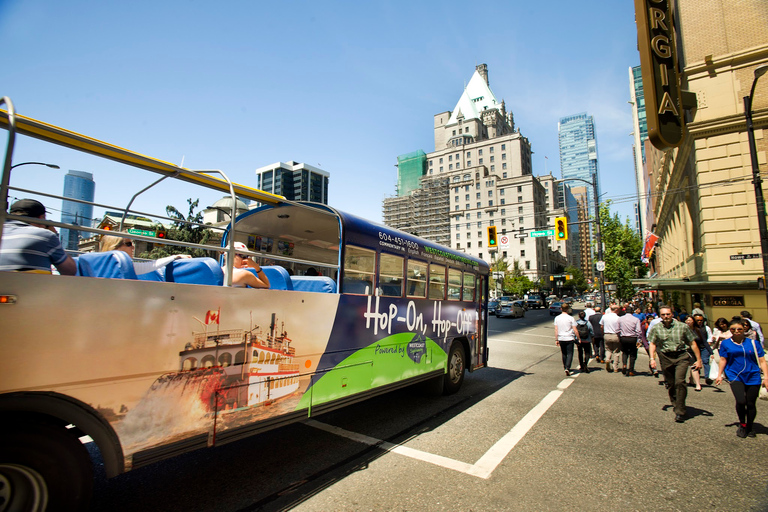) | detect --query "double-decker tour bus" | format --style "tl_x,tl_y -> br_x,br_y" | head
0,98 -> 490,511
